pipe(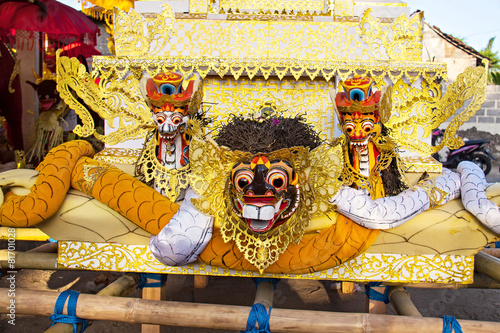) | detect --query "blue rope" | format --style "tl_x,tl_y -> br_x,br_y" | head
364,282 -> 390,304
137,273 -> 168,289
49,290 -> 88,333
241,303 -> 272,333
443,316 -> 463,333
253,278 -> 279,290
